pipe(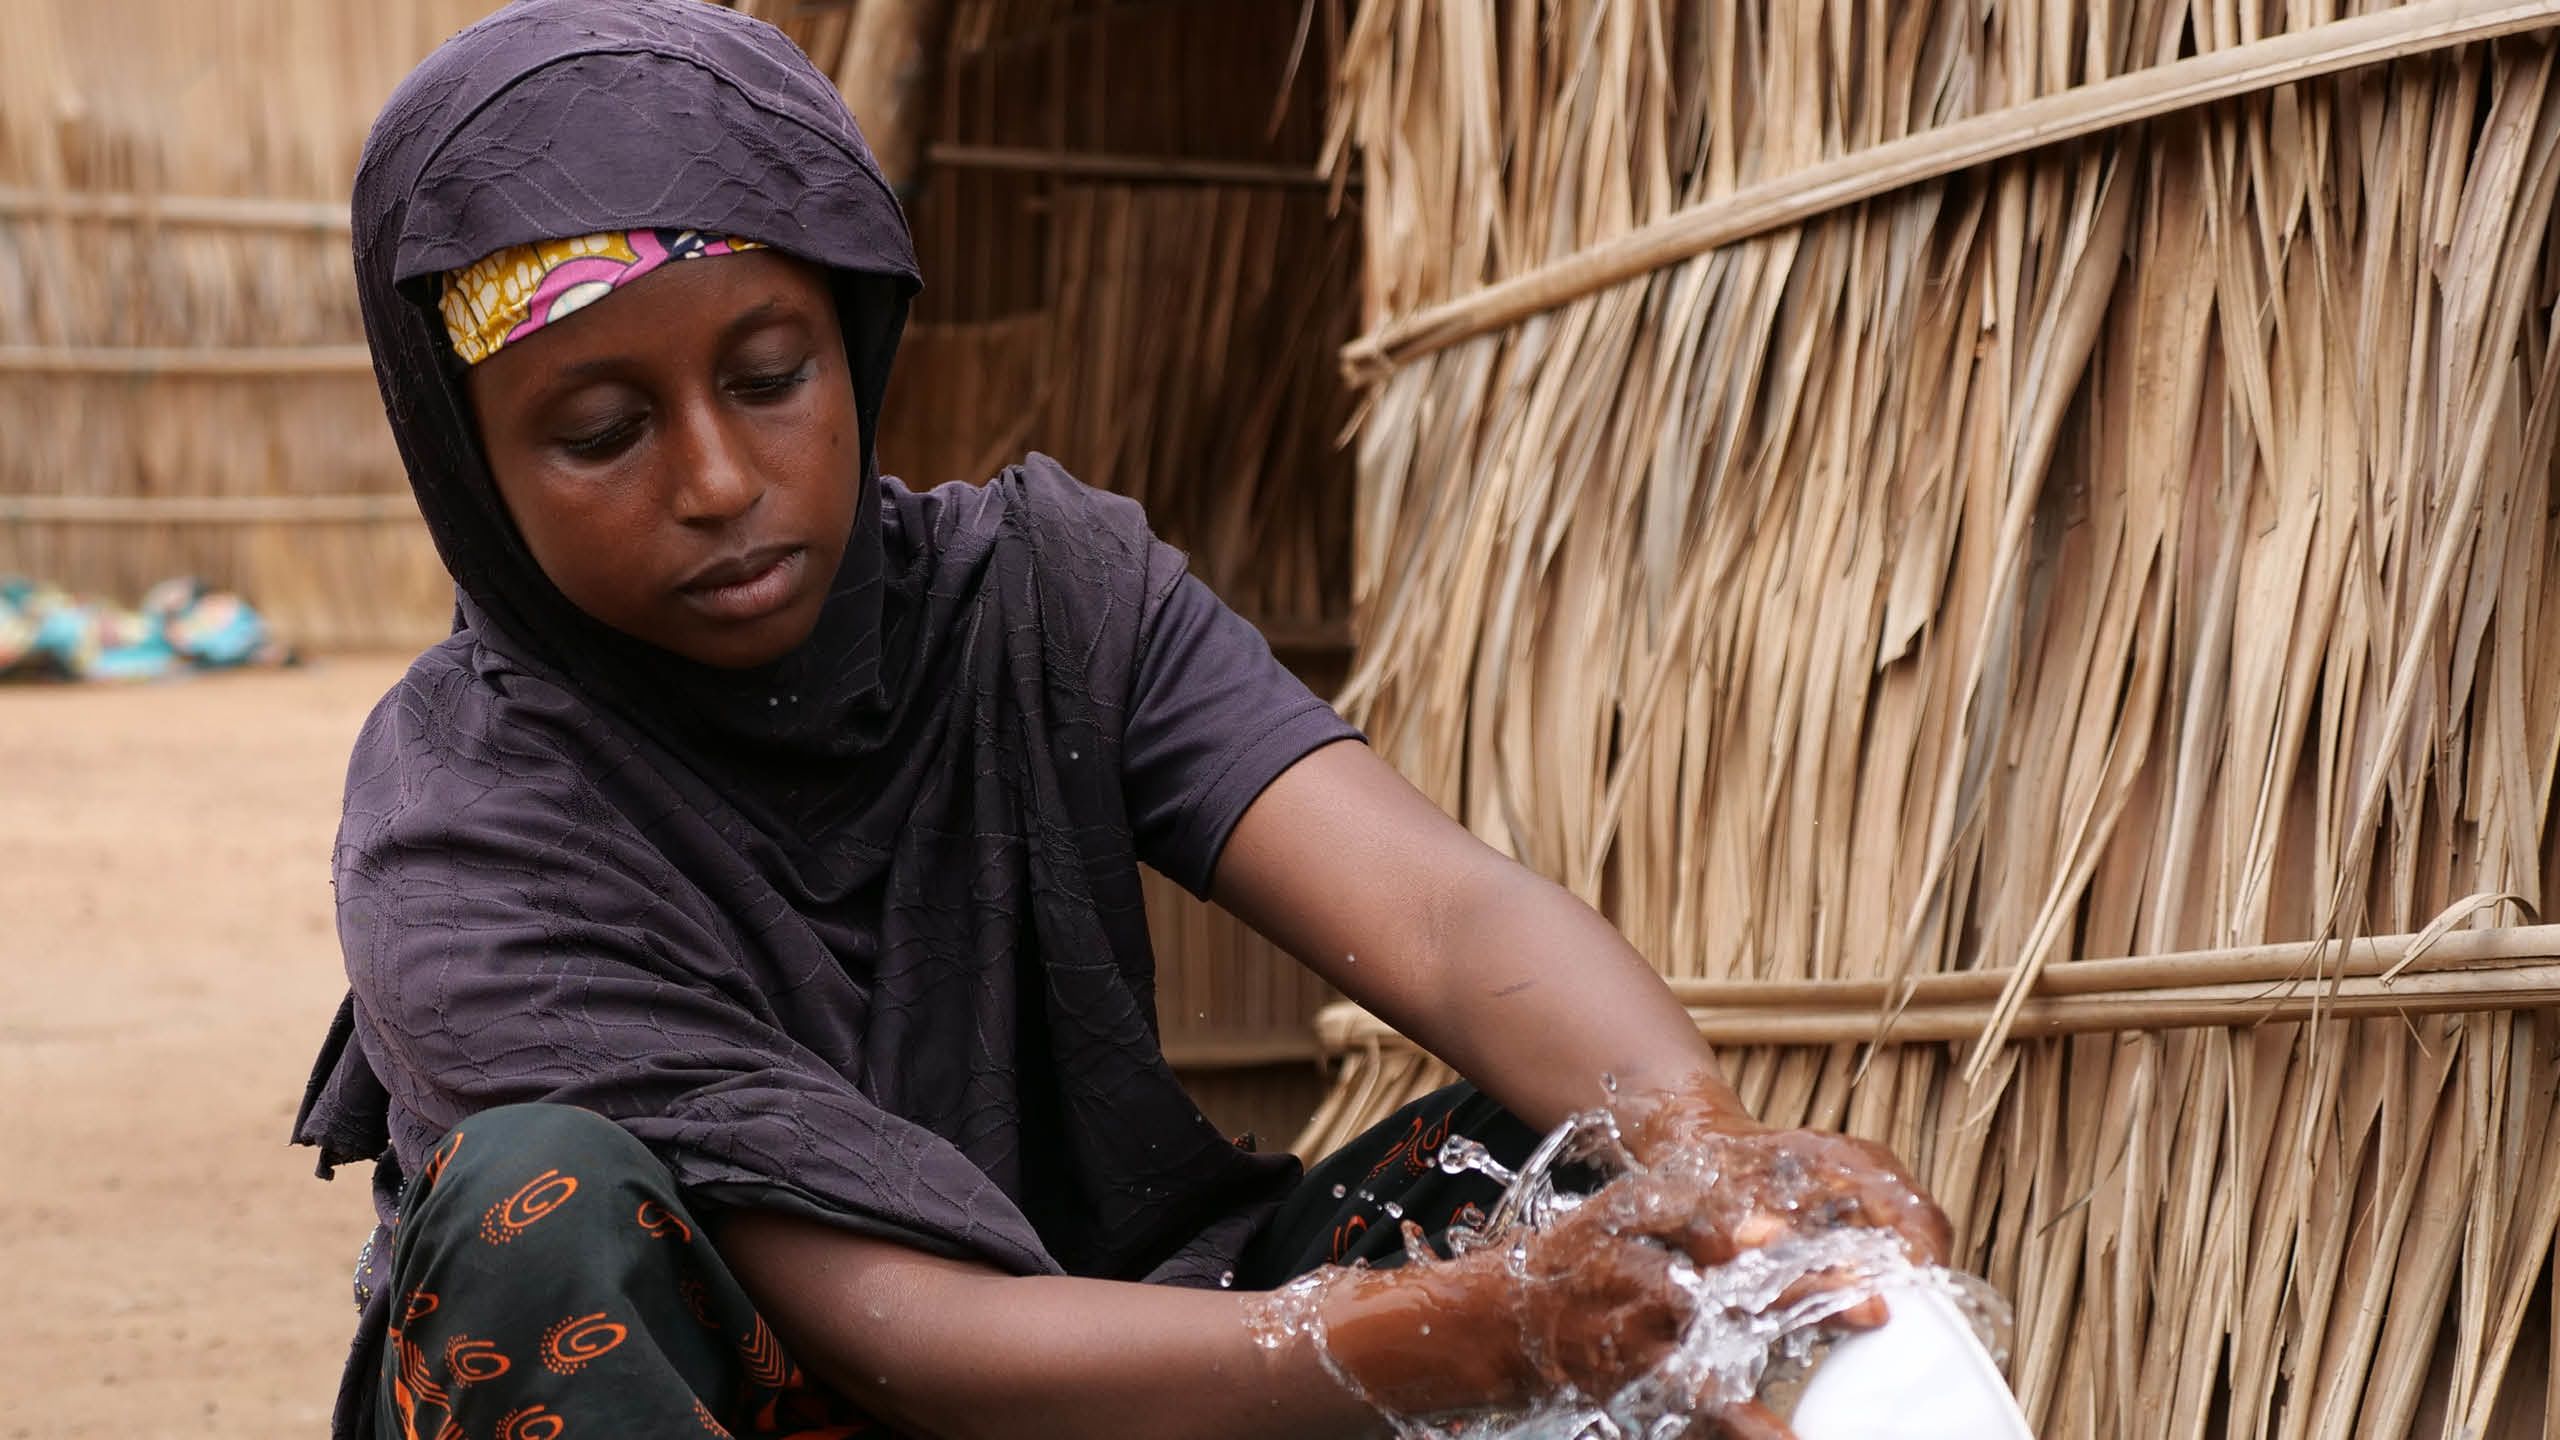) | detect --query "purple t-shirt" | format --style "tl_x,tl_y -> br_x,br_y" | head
1124,567 -> 1359,895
